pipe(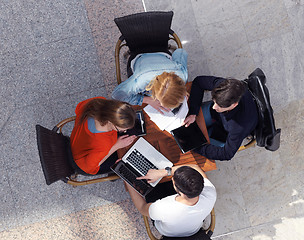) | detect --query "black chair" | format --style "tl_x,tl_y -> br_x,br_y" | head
114,11 -> 182,84
242,68 -> 281,151
238,68 -> 281,152
36,116 -> 119,186
142,208 -> 215,240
